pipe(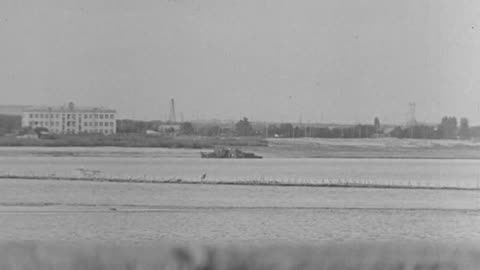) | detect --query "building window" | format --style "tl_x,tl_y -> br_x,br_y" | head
99,114 -> 103,119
